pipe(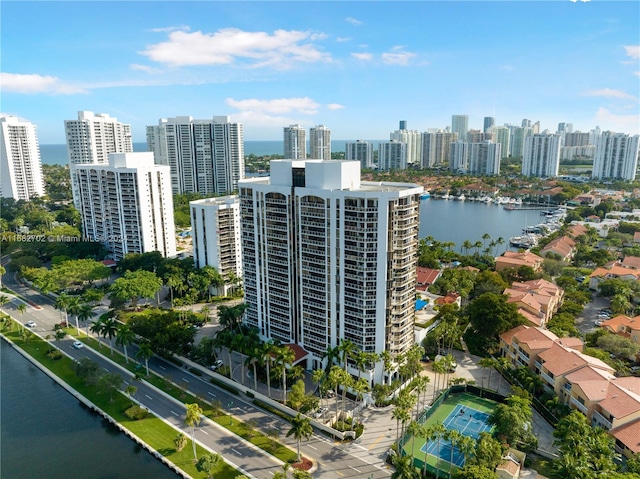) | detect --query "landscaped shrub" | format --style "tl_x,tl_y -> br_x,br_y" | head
124,405 -> 148,420
209,377 -> 239,395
